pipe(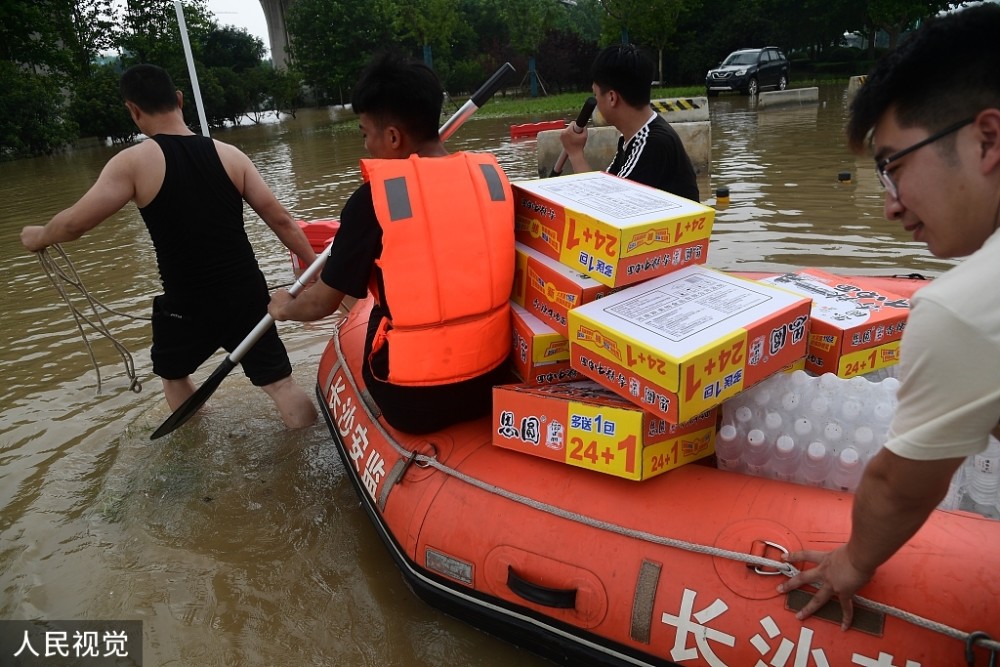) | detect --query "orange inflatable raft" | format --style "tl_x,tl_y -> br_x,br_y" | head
315,276 -> 1000,667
